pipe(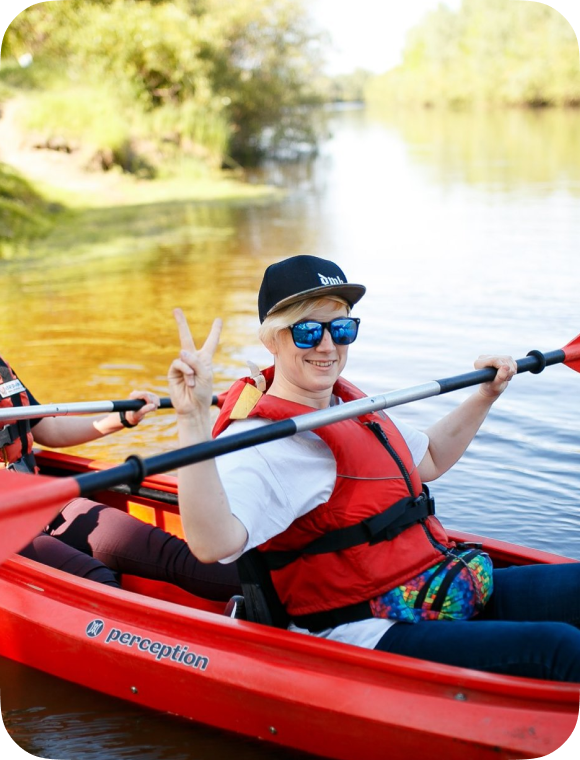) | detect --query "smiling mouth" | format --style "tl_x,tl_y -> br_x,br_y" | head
307,360 -> 335,368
